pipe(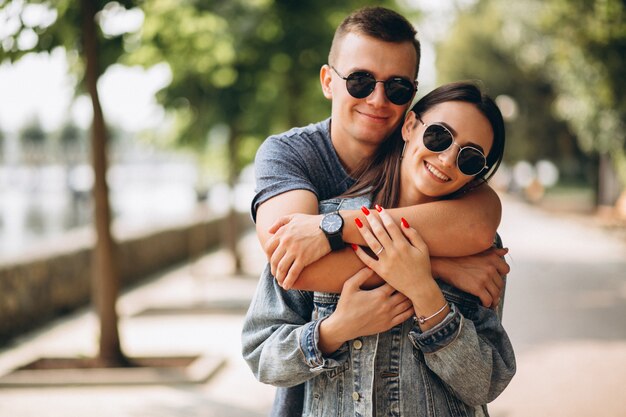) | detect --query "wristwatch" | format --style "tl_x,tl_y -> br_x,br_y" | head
319,211 -> 345,251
